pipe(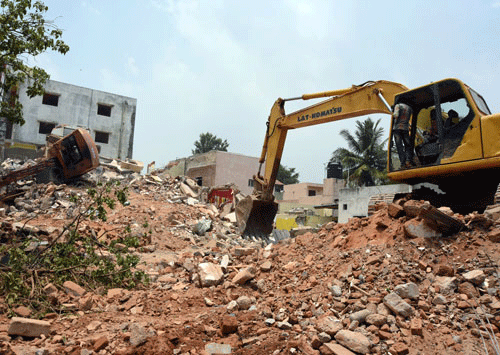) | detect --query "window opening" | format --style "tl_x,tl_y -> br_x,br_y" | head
42,93 -> 59,106
469,88 -> 491,115
61,135 -> 83,167
39,122 -> 56,134
94,131 -> 110,144
97,104 -> 112,117
308,190 -> 316,196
